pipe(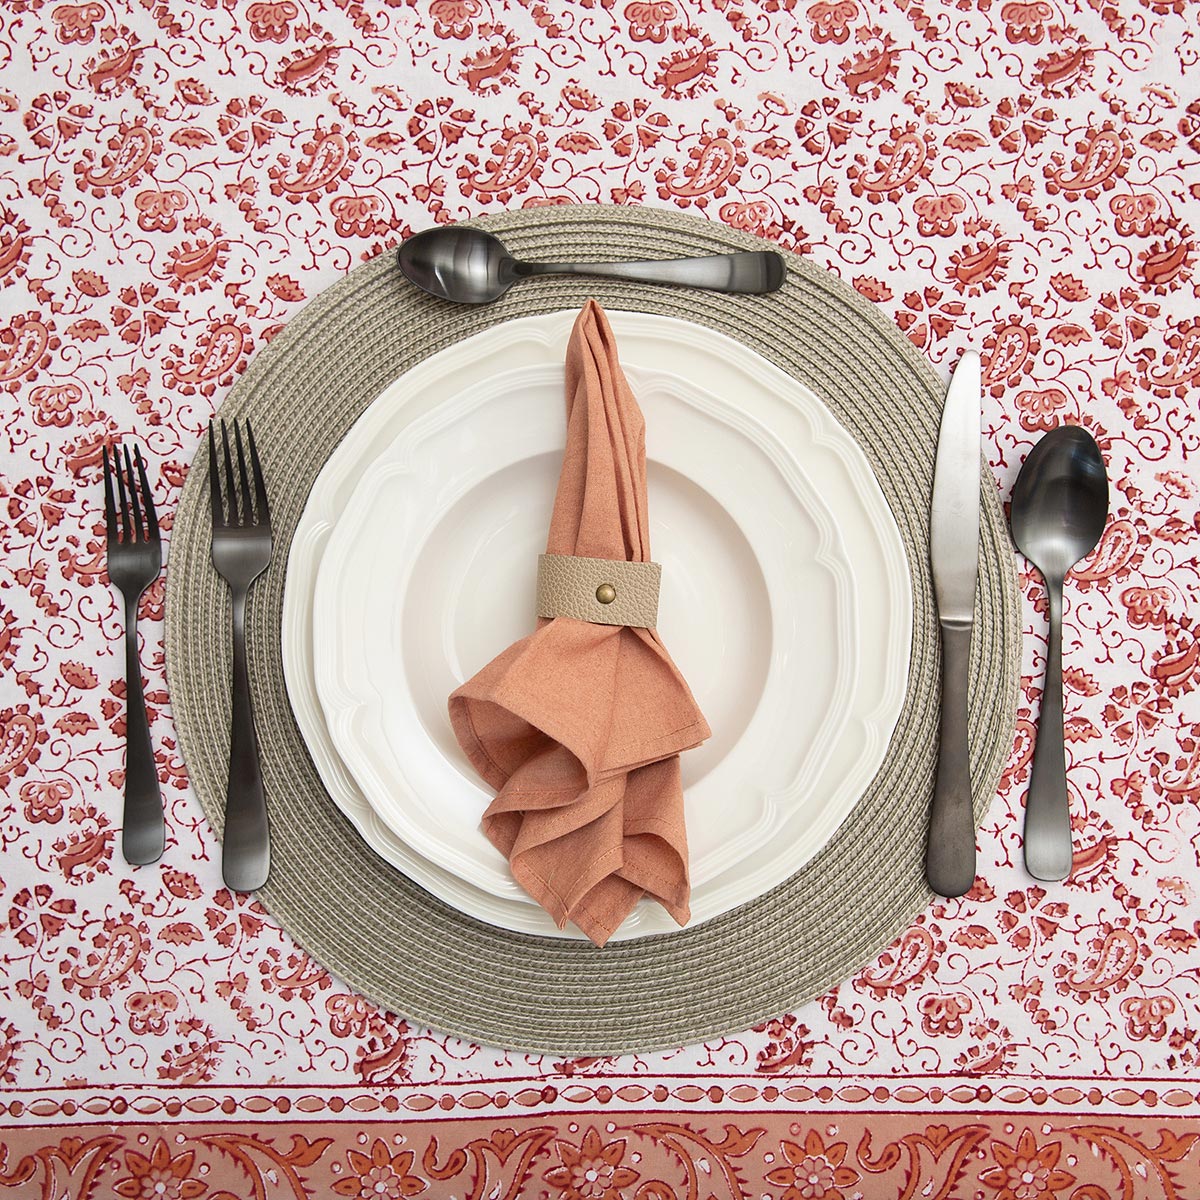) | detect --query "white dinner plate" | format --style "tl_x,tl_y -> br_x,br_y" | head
286,311 -> 911,939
